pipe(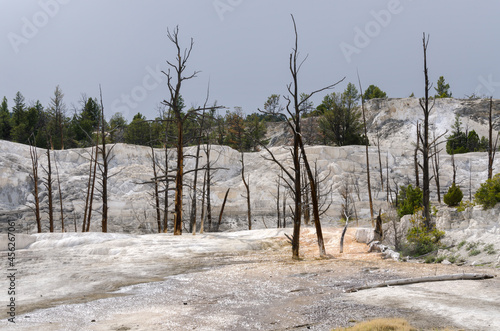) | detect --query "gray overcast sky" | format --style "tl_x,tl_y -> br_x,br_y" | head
1,0 -> 500,122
